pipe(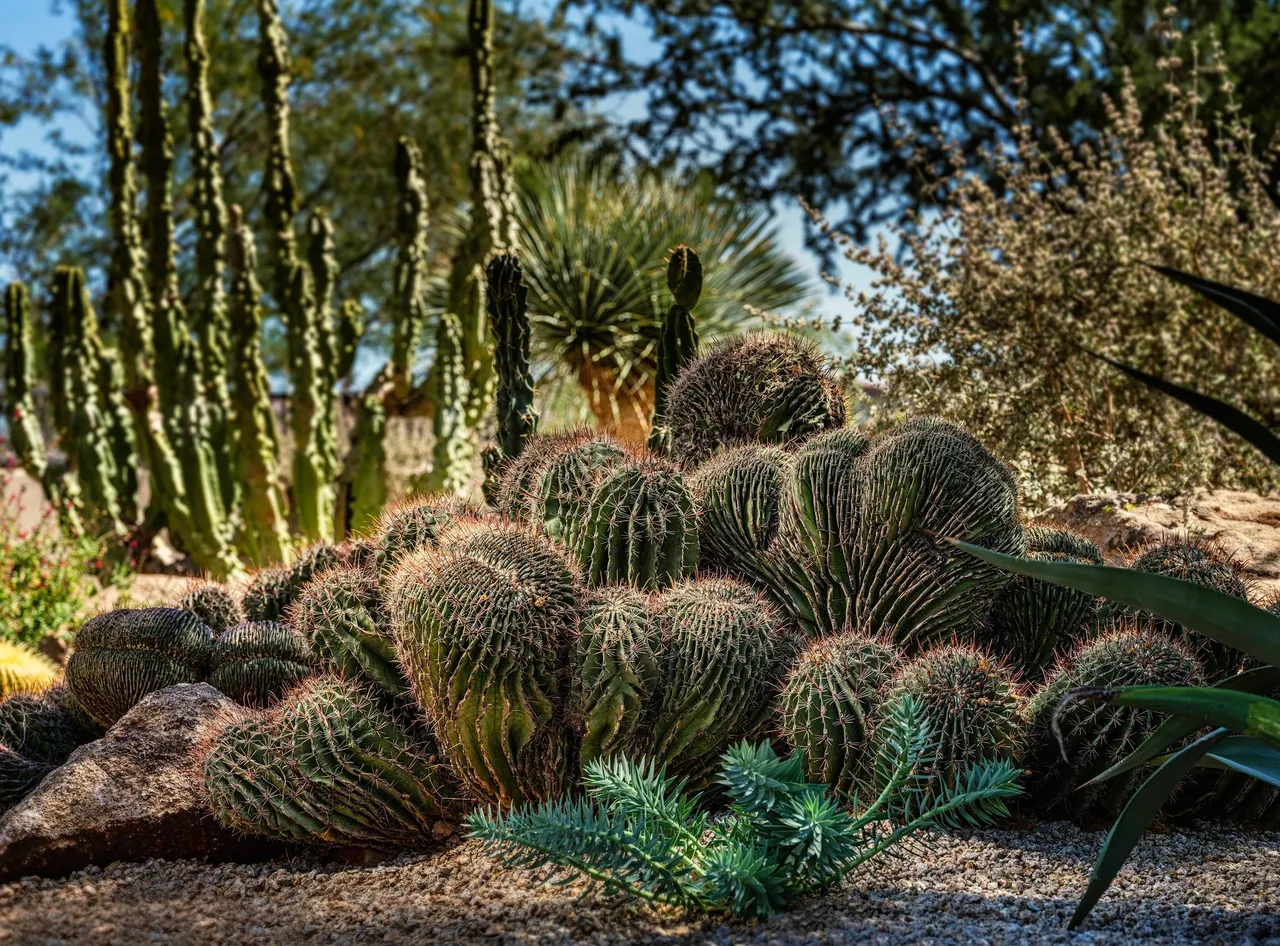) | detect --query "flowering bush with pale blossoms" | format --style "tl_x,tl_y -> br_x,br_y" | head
819,39 -> 1280,508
